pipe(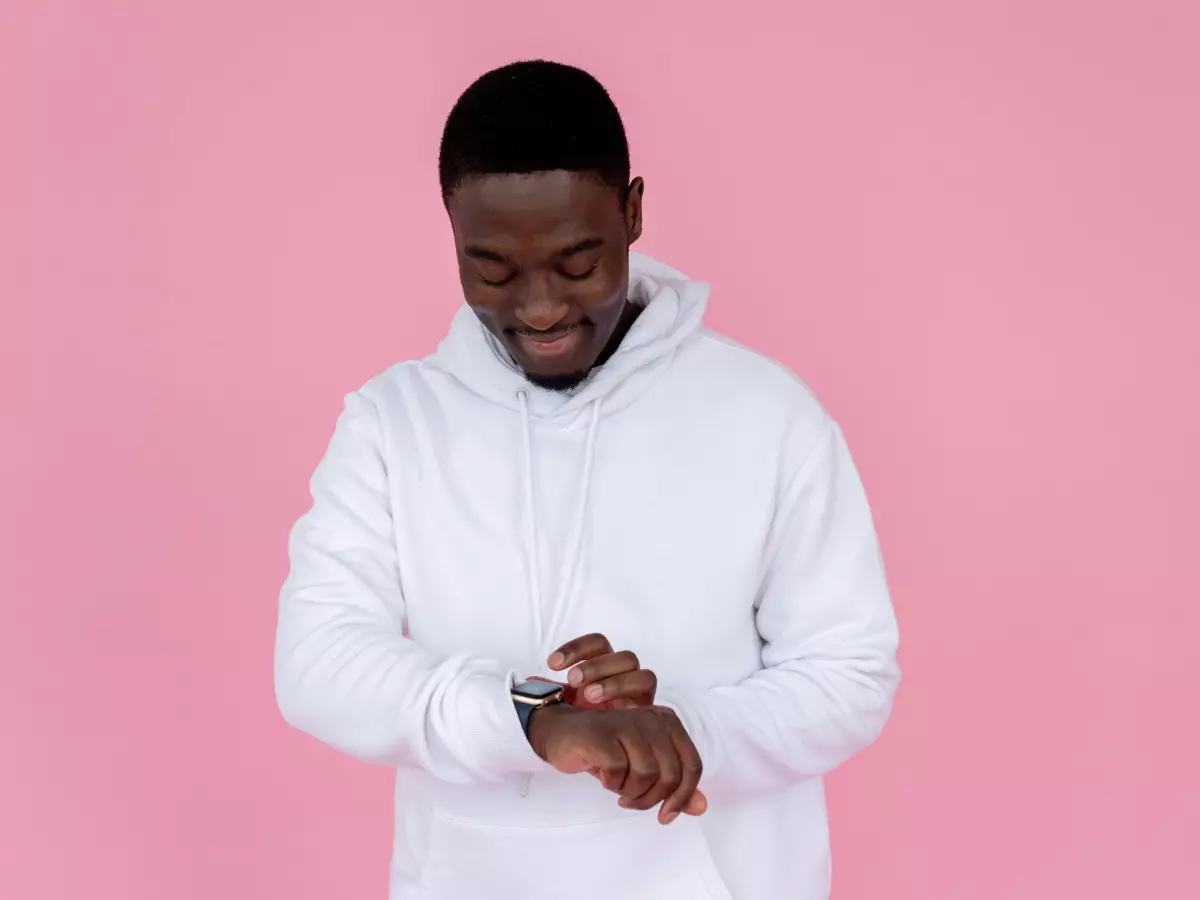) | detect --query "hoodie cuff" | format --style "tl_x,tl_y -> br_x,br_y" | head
657,686 -> 721,788
459,670 -> 556,780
